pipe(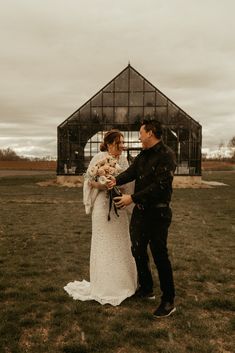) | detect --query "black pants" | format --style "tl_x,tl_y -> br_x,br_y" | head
130,205 -> 175,303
